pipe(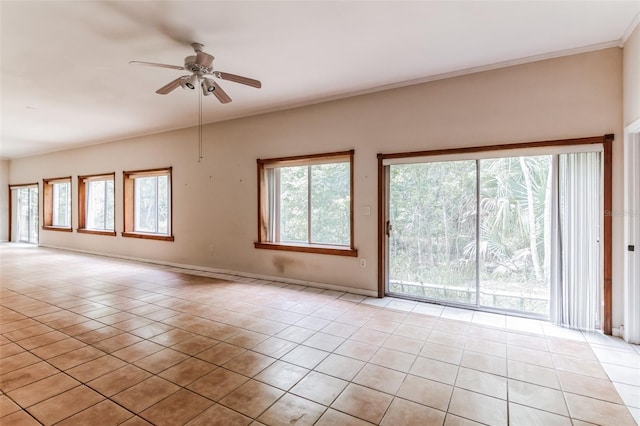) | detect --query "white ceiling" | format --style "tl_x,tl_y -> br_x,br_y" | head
1,1 -> 638,159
